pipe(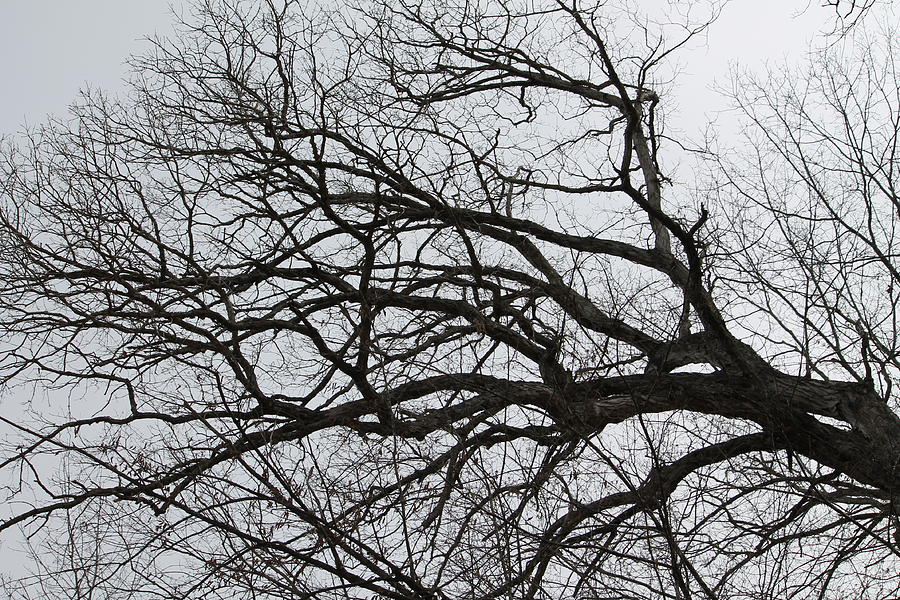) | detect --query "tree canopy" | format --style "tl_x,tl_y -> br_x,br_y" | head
1,0 -> 898,598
